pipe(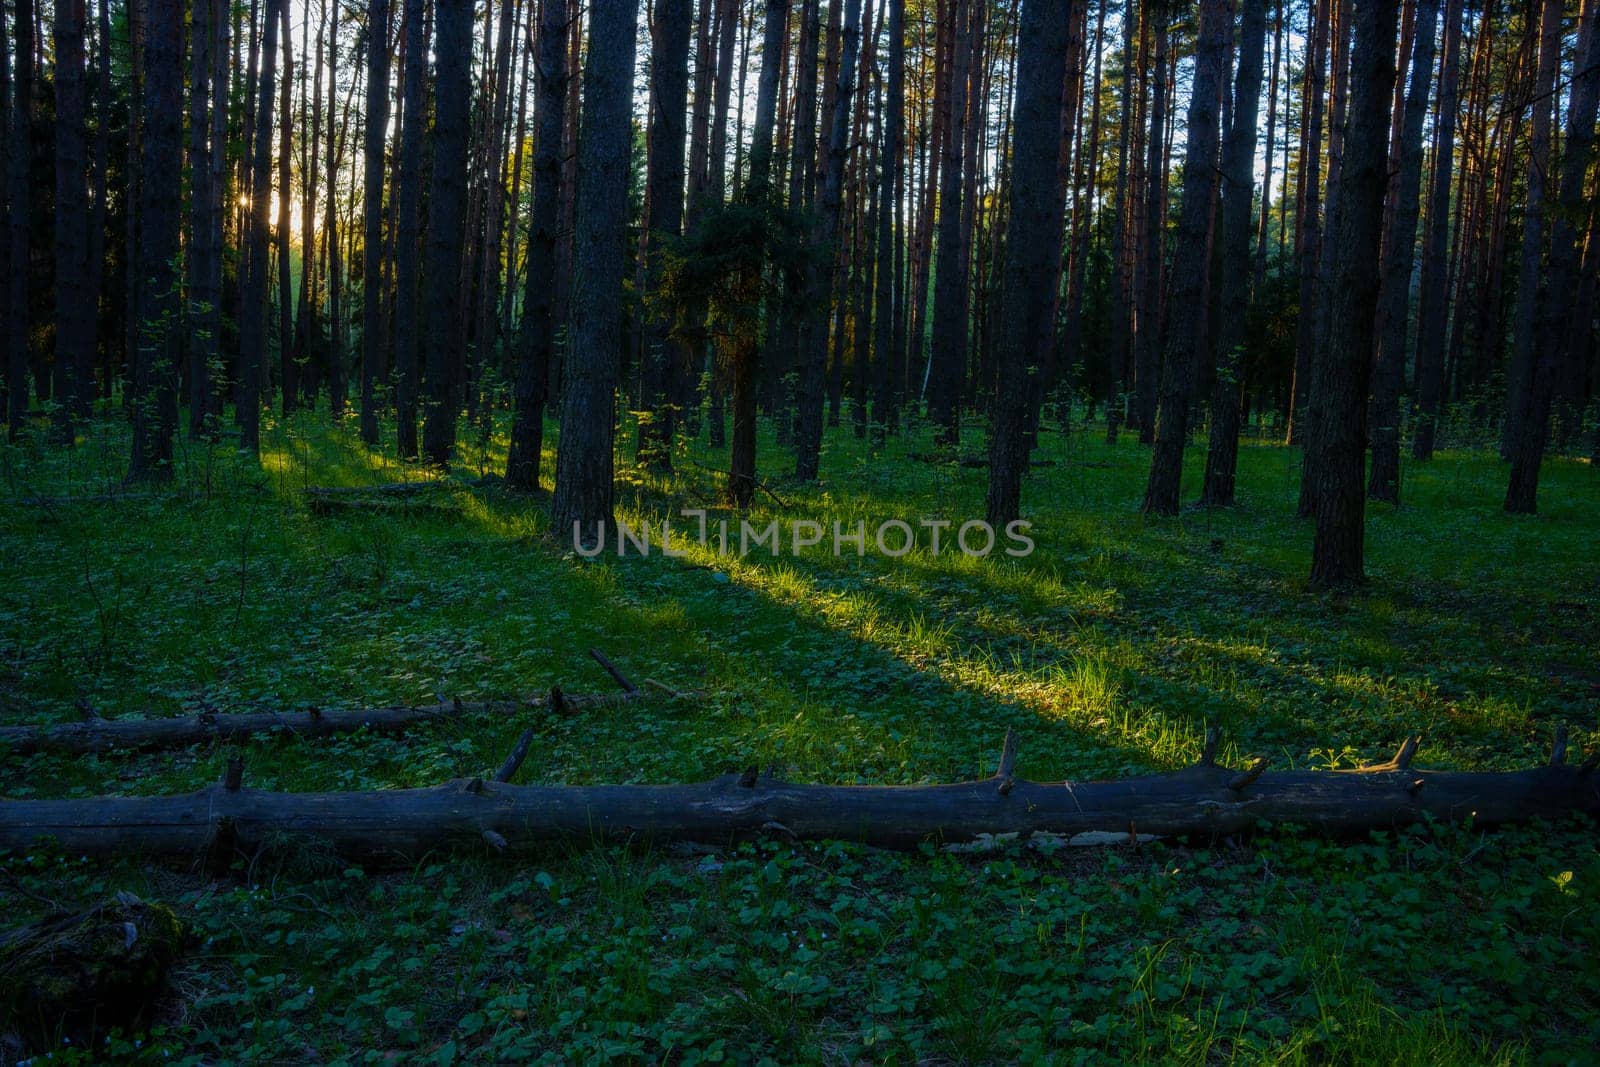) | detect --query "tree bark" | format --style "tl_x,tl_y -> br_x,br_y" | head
323,0 -> 343,417
1286,0 -> 1330,448
1307,0 -> 1400,589
239,0 -> 281,454
276,1 -> 296,414
1141,0 -> 1227,515
419,0 -> 475,467
926,0 -> 971,446
1501,0 -> 1562,468
1367,0 -> 1438,504
636,0 -> 694,469
1105,0 -> 1137,443
5,732 -> 1596,861
725,0 -> 791,509
392,0 -> 427,459
128,0 -> 184,480
5,0 -> 34,441
0,689 -> 645,757
185,0 -> 221,438
548,0 -> 641,539
51,0 -> 91,445
1133,7 -> 1169,444
1548,0 -> 1599,446
1198,0 -> 1267,509
985,0 -> 1071,528
793,0 -> 864,482
871,0 -> 905,440
1409,0 -> 1461,461
360,0 -> 392,446
506,0 -> 570,491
